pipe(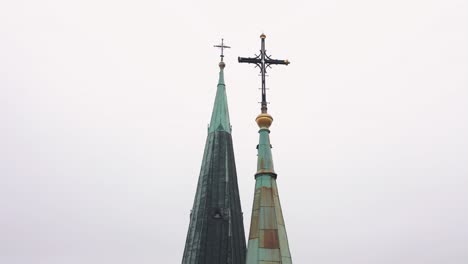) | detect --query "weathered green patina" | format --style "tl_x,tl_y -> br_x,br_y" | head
241,34 -> 292,264
208,67 -> 231,134
246,118 -> 293,264
182,61 -> 246,264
